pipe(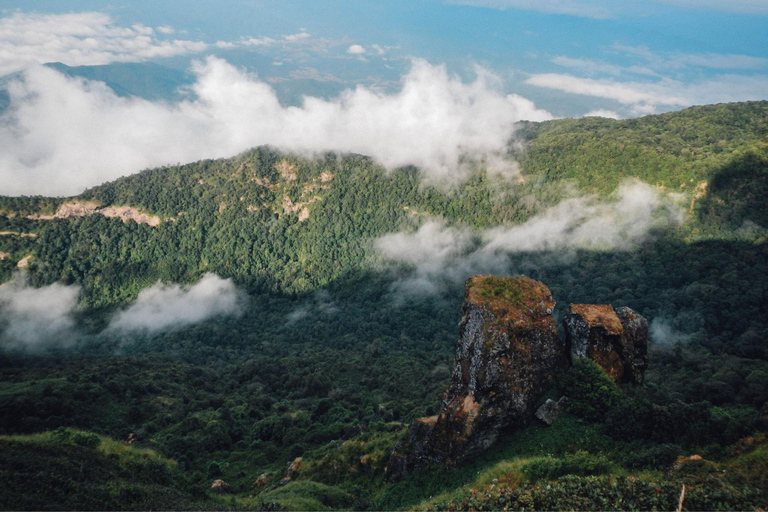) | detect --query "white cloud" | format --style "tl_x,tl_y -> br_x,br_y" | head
613,44 -> 768,71
376,181 -> 683,298
242,36 -> 276,47
347,44 -> 366,55
0,273 -> 81,349
0,11 -> 208,75
107,273 -> 243,335
0,57 -> 552,196
526,73 -> 688,108
482,180 -> 681,253
376,220 -> 475,266
156,25 -> 175,35
583,109 -> 620,119
526,72 -> 768,115
669,53 -> 767,70
552,56 -> 624,76
649,317 -> 692,347
551,56 -> 660,77
284,32 -> 311,42
446,0 -> 621,18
